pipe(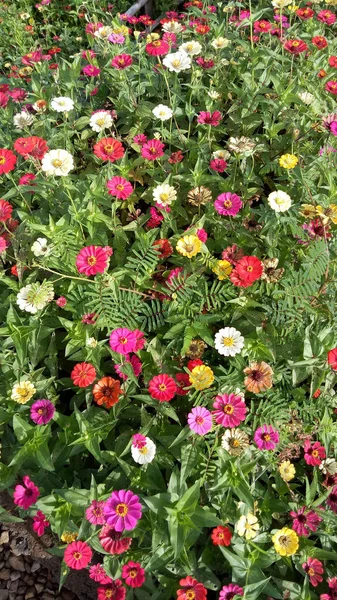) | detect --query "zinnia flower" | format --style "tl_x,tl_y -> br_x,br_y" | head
212,393 -> 247,428
284,39 -> 308,54
111,54 -> 133,69
0,199 -> 13,222
71,362 -> 96,387
162,51 -> 191,72
272,527 -> 299,556
219,583 -> 244,600
279,460 -> 296,482
86,500 -> 106,525
13,111 -> 34,129
0,148 -> 17,174
141,139 -> 165,160
32,511 -> 50,536
268,190 -> 292,212
109,328 -> 137,355
179,41 -> 202,55
11,380 -> 36,404
41,149 -> 74,176
107,176 -> 133,200
188,406 -> 212,435
148,374 -> 177,402
104,489 -> 142,532
50,96 -> 74,112
152,104 -> 173,121
94,138 -> 125,162
212,260 -> 232,280
97,580 -> 126,600
89,564 -> 112,584
145,39 -> 170,56
279,154 -> 298,169
90,111 -> 113,132
254,425 -> 279,450
93,377 -> 122,408
231,256 -> 263,288
131,435 -> 156,464
222,428 -> 250,456
189,365 -> 214,390
302,557 -> 324,587
328,348 -> 337,370
243,361 -> 273,393
211,526 -> 232,546
13,476 -> 40,509
76,246 -> 109,276
64,540 -> 92,570
17,282 -> 54,314
214,327 -> 244,356
99,525 -> 132,555
30,399 -> 55,424
197,111 -> 222,126
290,507 -> 322,536
214,192 -> 242,216
176,235 -> 202,258
304,440 -> 326,466
153,183 -> 176,208
121,561 -> 145,588
177,576 -> 207,600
